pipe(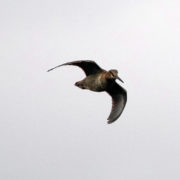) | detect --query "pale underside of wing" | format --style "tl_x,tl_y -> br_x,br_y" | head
106,82 -> 127,124
47,60 -> 103,76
